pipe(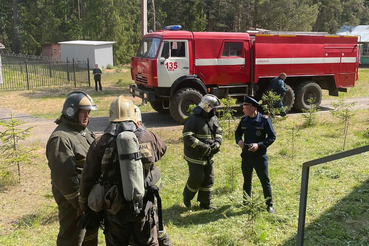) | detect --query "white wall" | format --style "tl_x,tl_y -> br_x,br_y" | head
60,43 -> 114,69
94,45 -> 114,68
